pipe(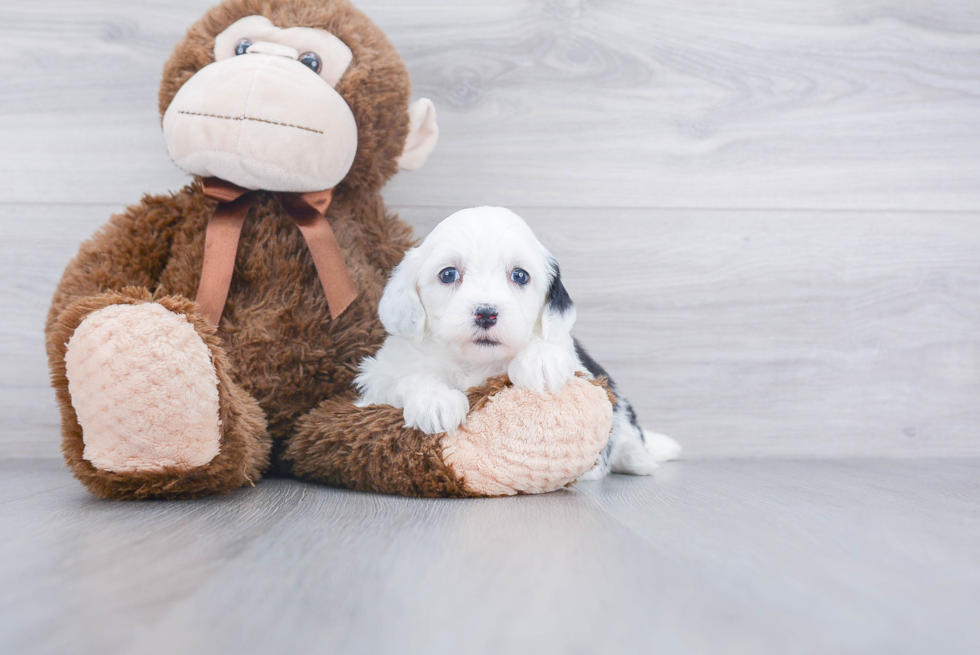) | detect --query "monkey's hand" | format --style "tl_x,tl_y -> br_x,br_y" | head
440,376 -> 613,496
287,375 -> 613,497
